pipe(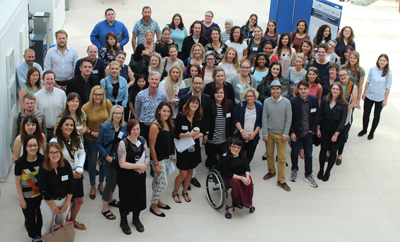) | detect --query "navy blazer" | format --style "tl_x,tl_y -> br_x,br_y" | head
178,92 -> 211,133
289,95 -> 320,137
233,101 -> 263,145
